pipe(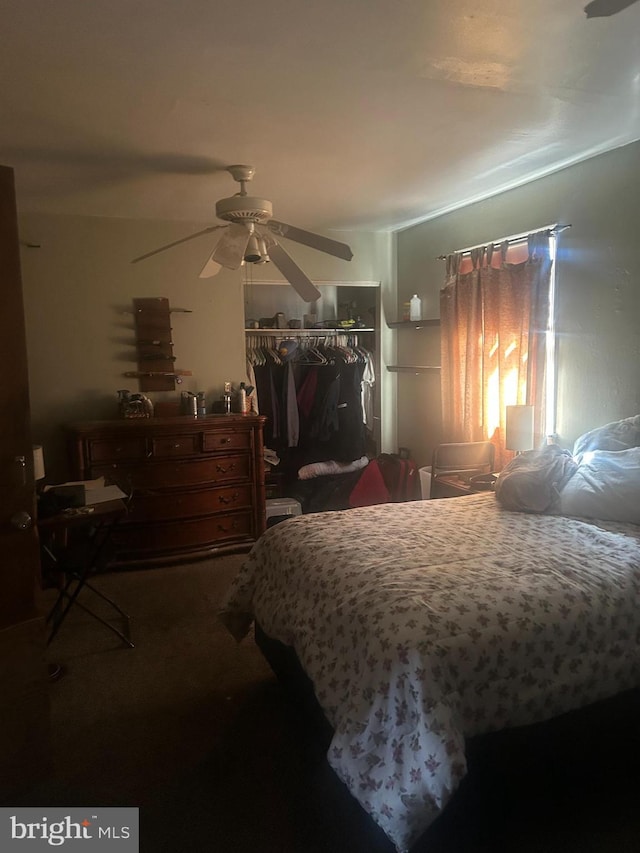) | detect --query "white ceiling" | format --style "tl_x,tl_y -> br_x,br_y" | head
2,0 -> 639,234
